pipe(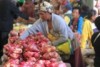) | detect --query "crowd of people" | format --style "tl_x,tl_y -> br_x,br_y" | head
0,0 -> 100,67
